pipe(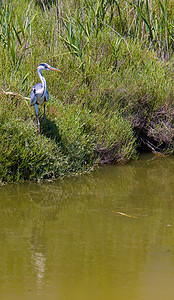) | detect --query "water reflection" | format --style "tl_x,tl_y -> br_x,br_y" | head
30,225 -> 47,293
0,154 -> 174,299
